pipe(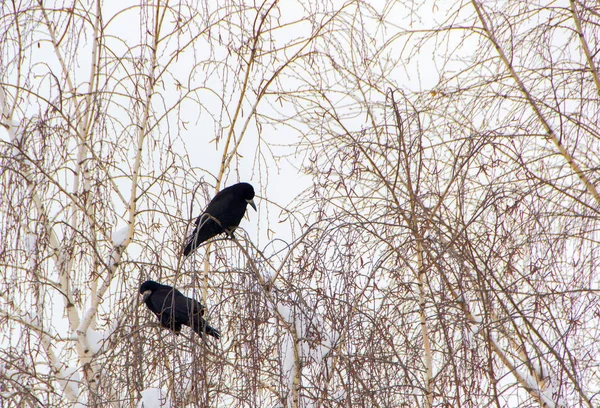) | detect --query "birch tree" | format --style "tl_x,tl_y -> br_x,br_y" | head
281,1 -> 600,406
1,0 -> 599,407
